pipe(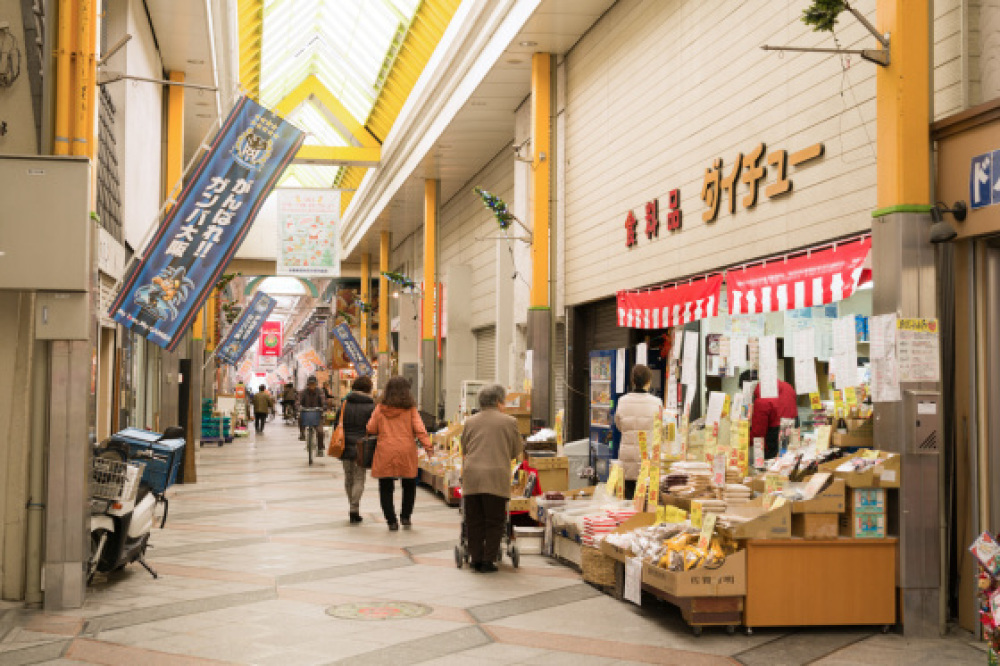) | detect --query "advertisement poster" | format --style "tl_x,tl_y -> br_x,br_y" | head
897,318 -> 940,382
259,320 -> 282,357
331,323 -> 373,376
215,292 -> 277,366
296,348 -> 324,376
277,189 -> 341,277
329,284 -> 362,370
110,97 -> 304,350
